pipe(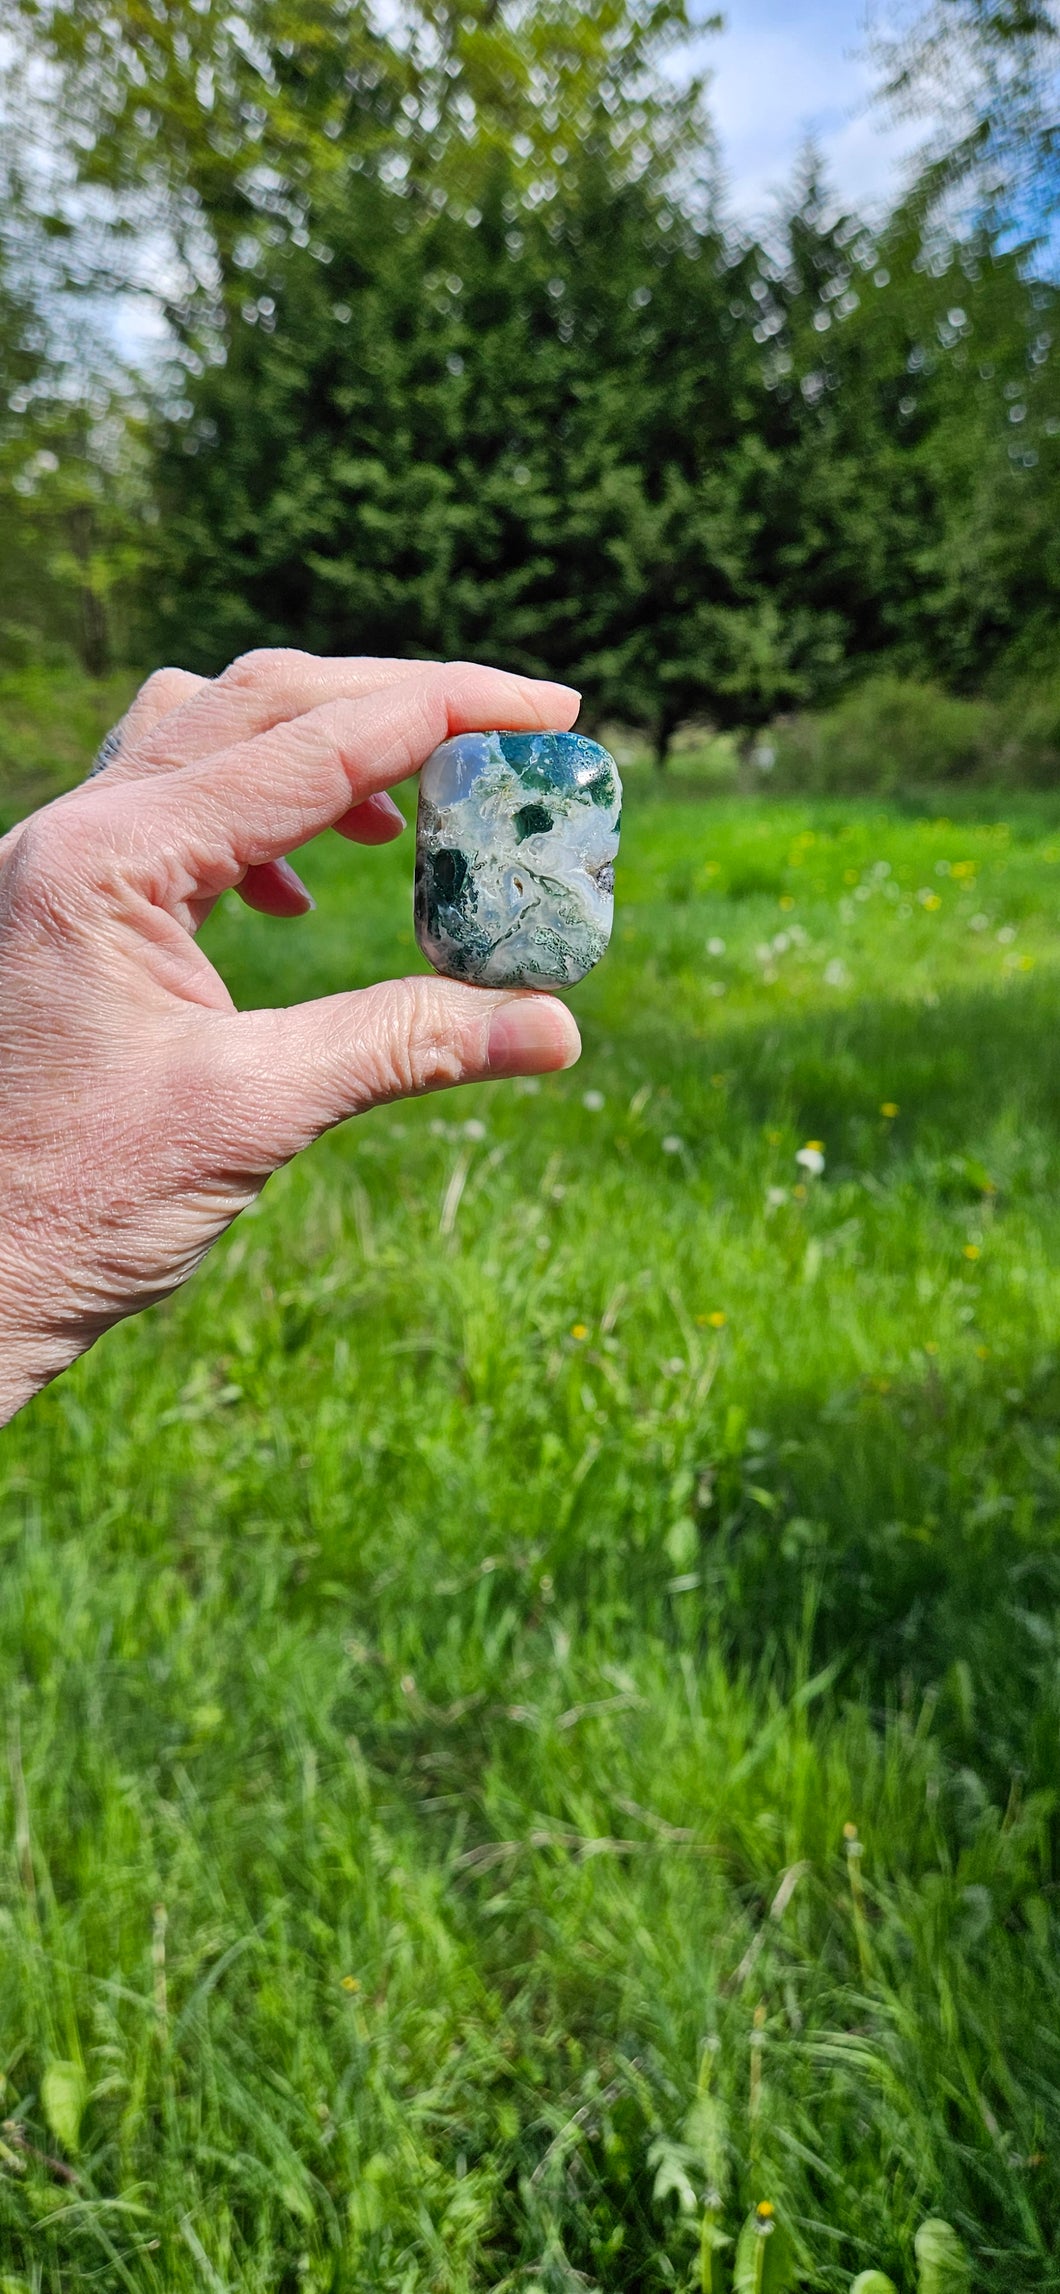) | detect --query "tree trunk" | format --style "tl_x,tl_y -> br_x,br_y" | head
68,504 -> 109,679
654,713 -> 675,771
